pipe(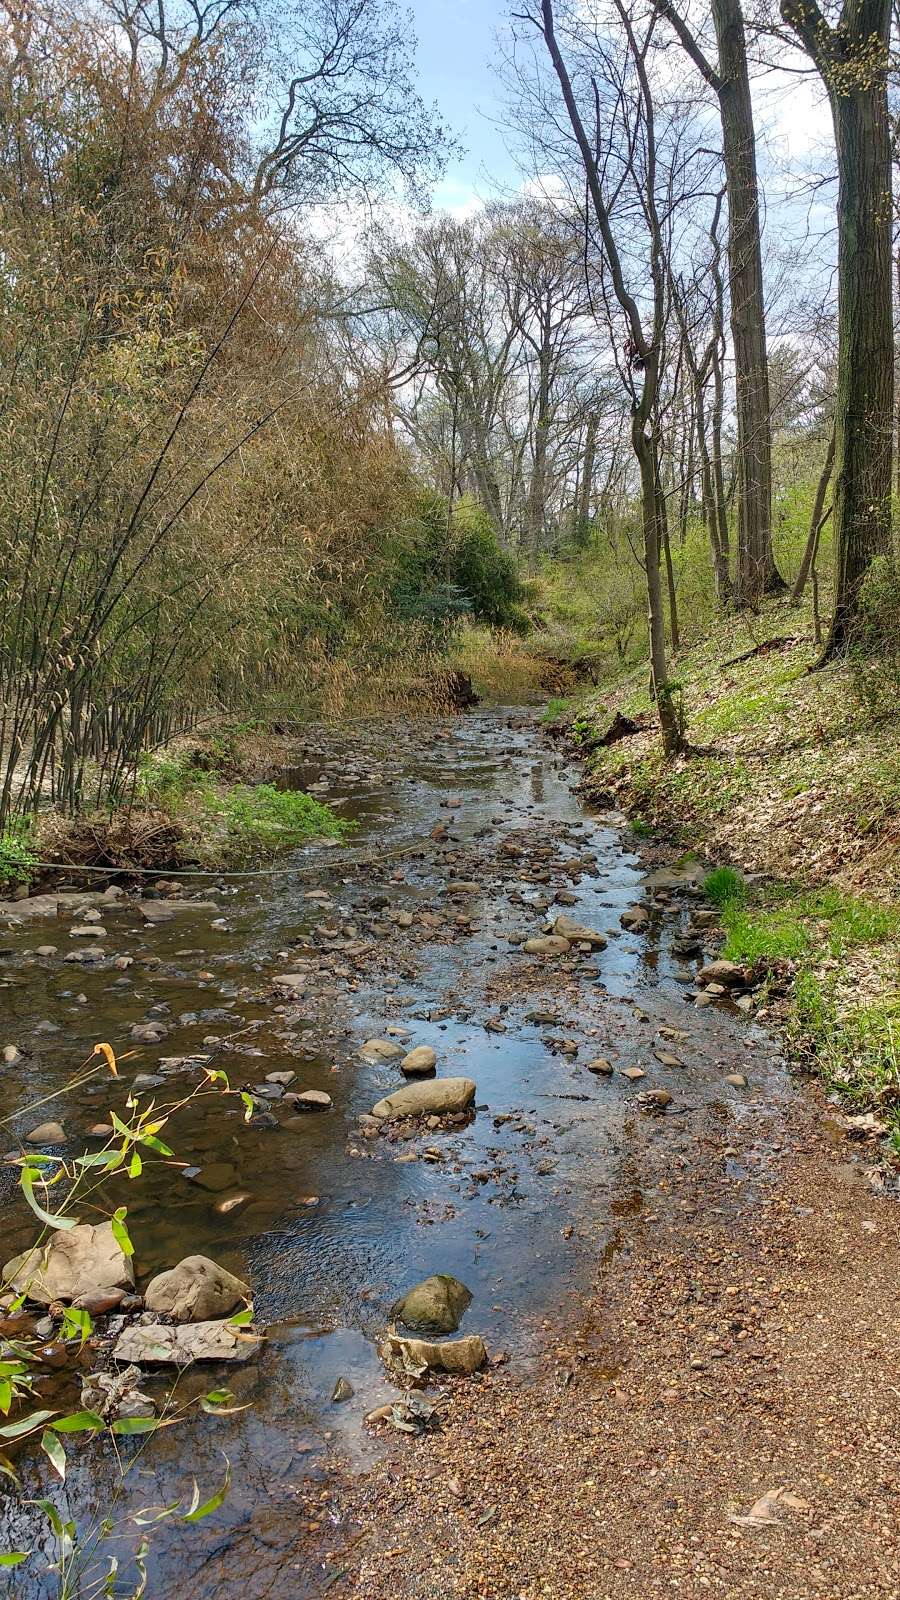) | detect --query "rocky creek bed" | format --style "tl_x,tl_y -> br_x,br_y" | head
0,710 -> 811,1596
